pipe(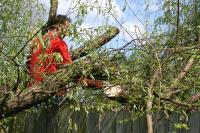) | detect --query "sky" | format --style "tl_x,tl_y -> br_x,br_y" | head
39,0 -> 163,52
